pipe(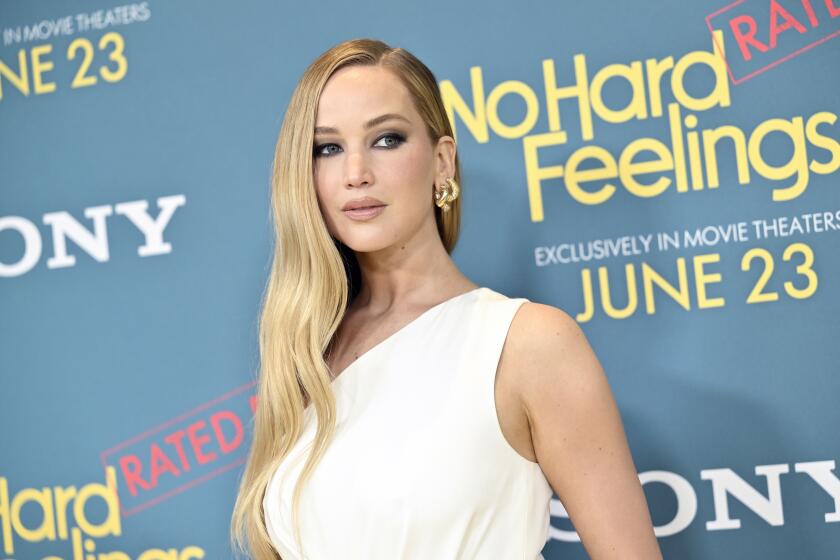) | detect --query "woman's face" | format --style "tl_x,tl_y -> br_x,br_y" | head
312,65 -> 453,254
